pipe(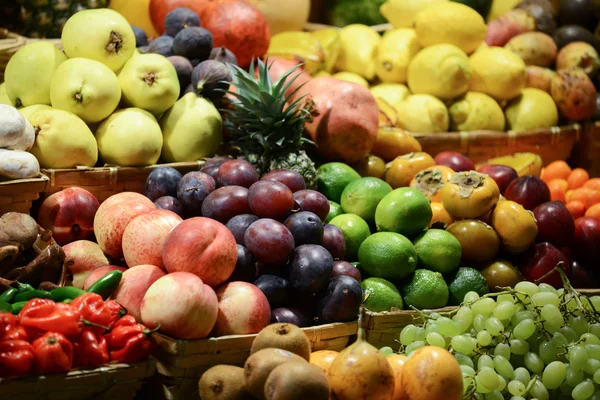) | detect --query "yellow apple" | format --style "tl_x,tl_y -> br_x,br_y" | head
4,42 -> 67,107
118,54 -> 180,116
160,93 -> 222,162
0,84 -> 11,105
95,108 -> 163,166
61,8 -> 136,72
28,108 -> 98,169
50,58 -> 121,124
